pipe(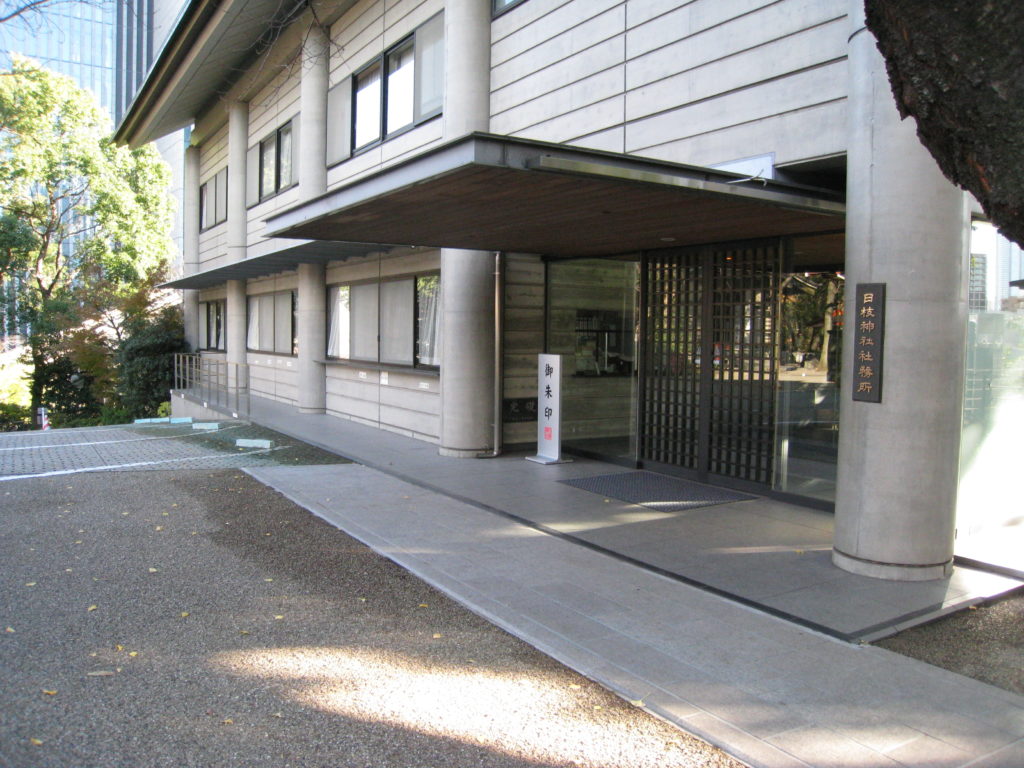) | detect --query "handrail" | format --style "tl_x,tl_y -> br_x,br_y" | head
173,353 -> 250,417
